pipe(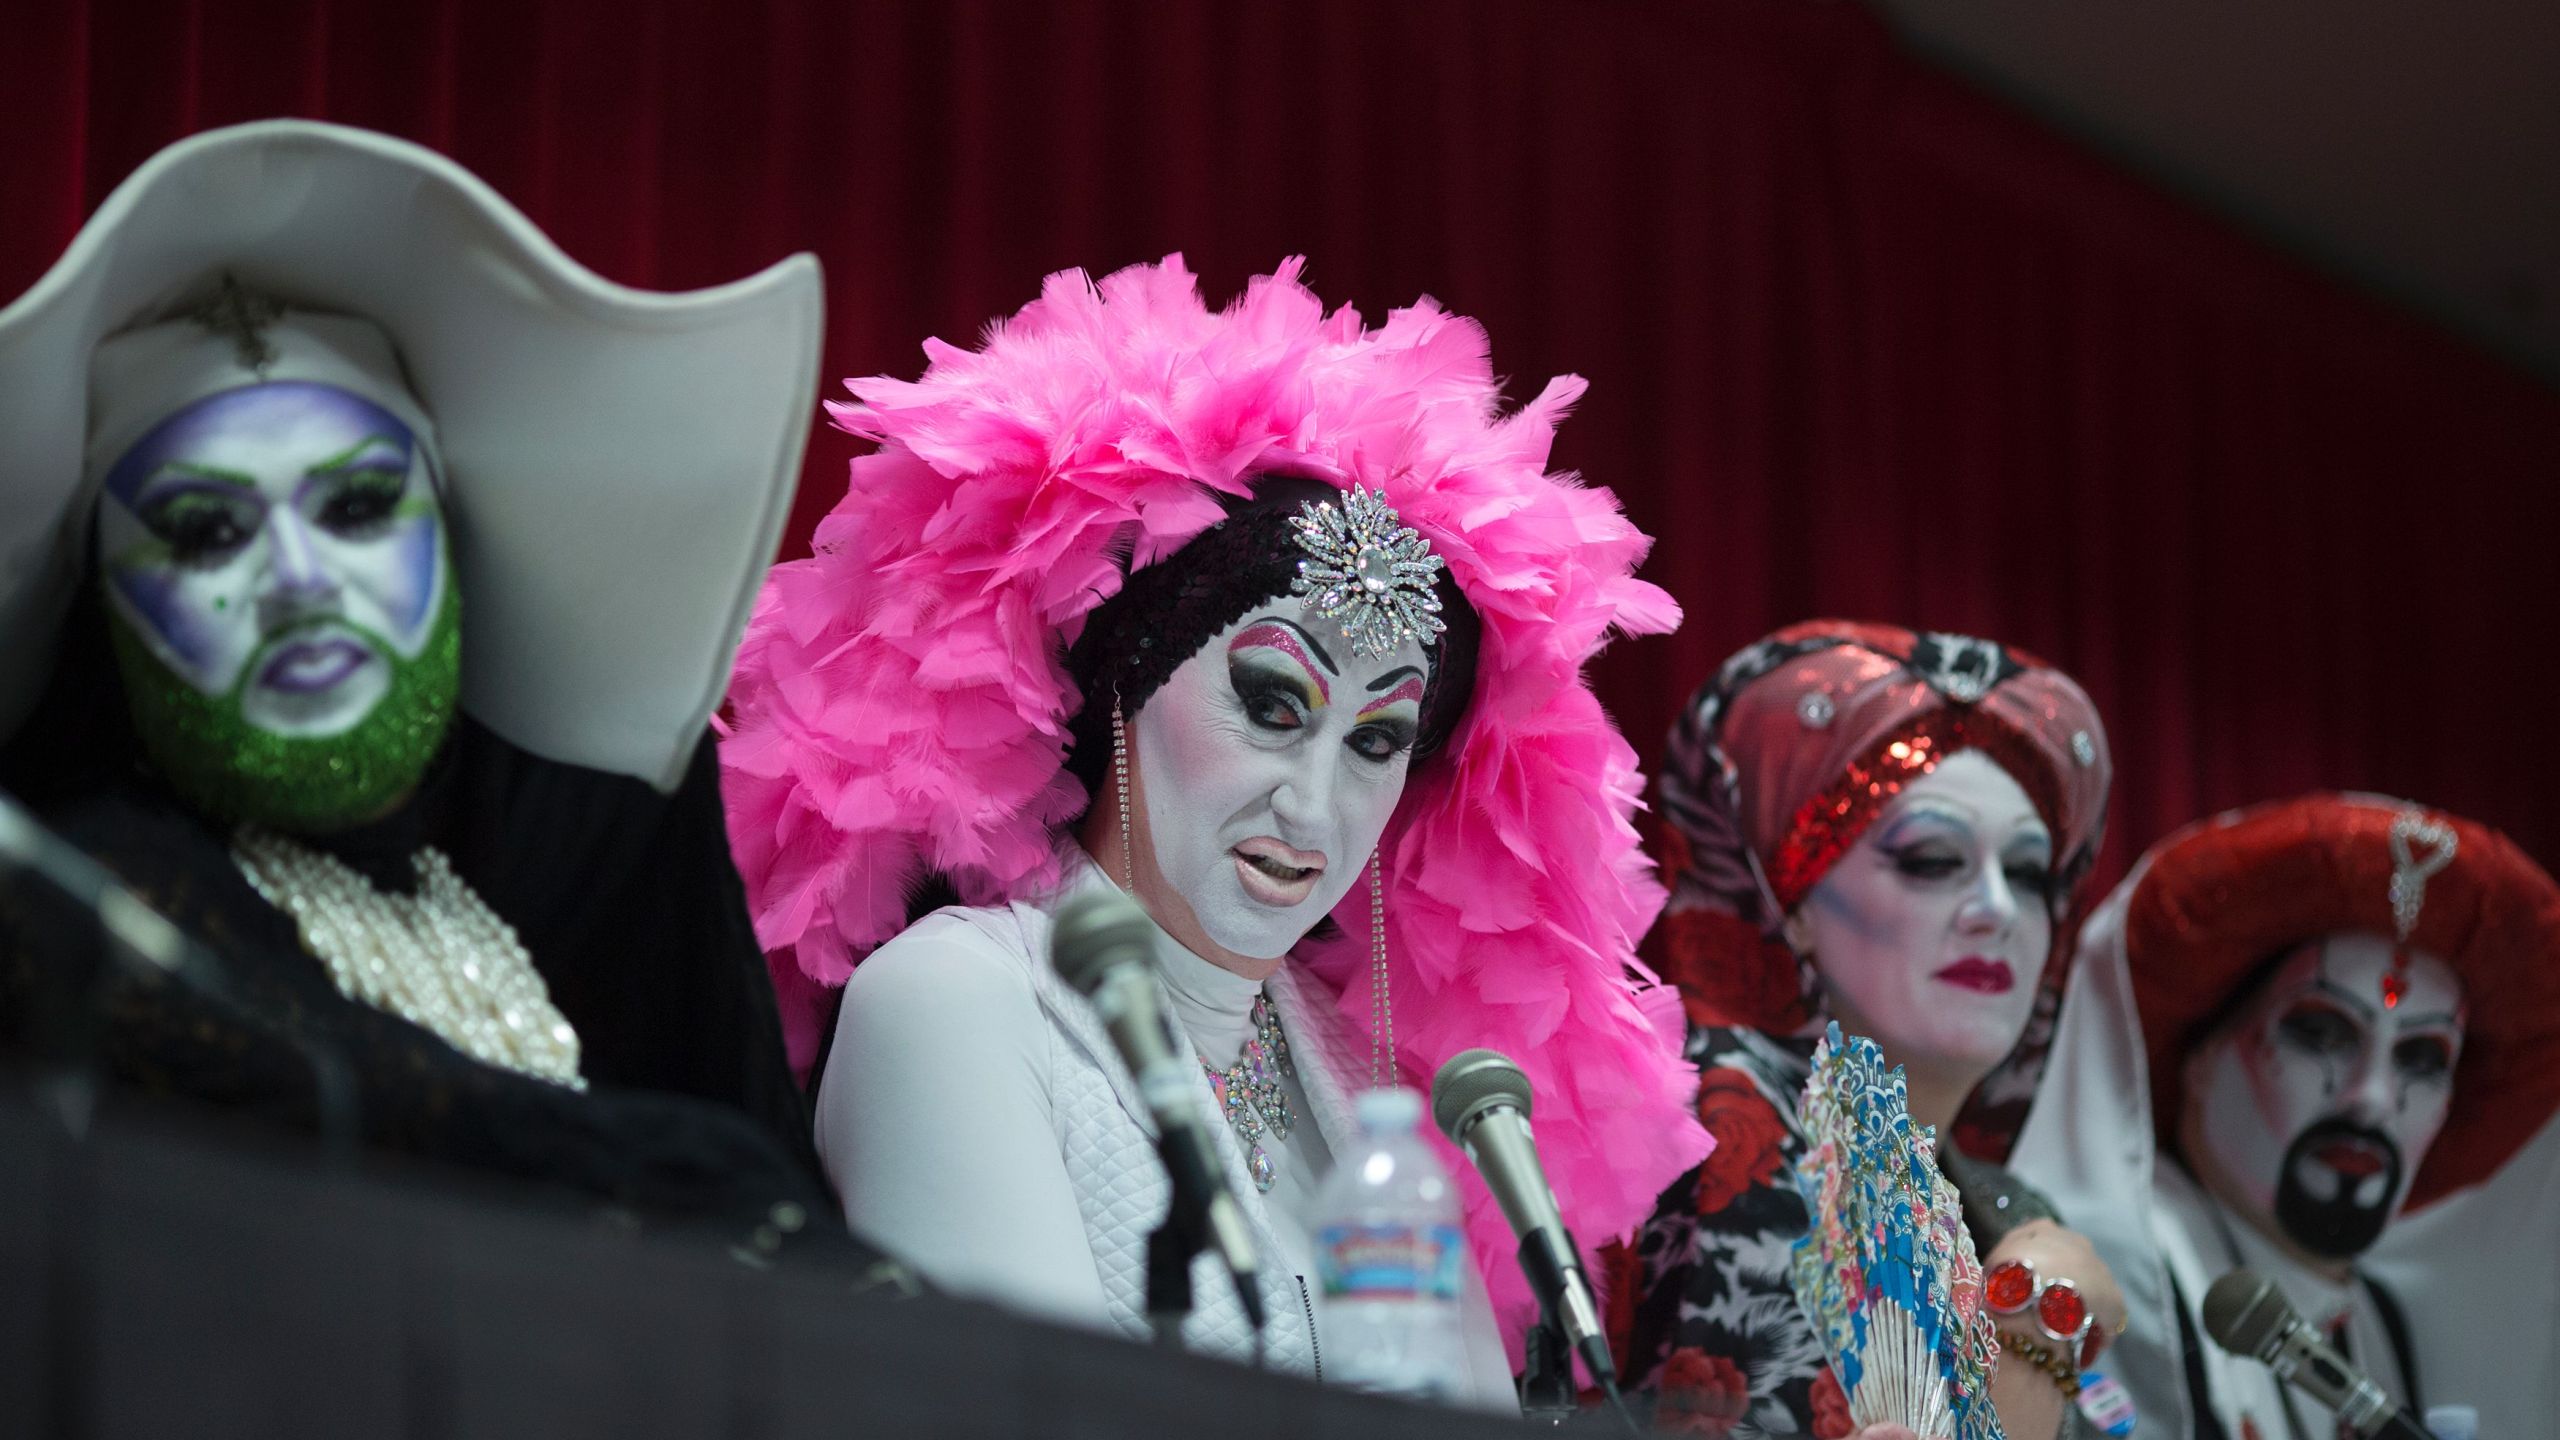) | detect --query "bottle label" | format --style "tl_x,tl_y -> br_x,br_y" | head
1317,1221 -> 1463,1300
